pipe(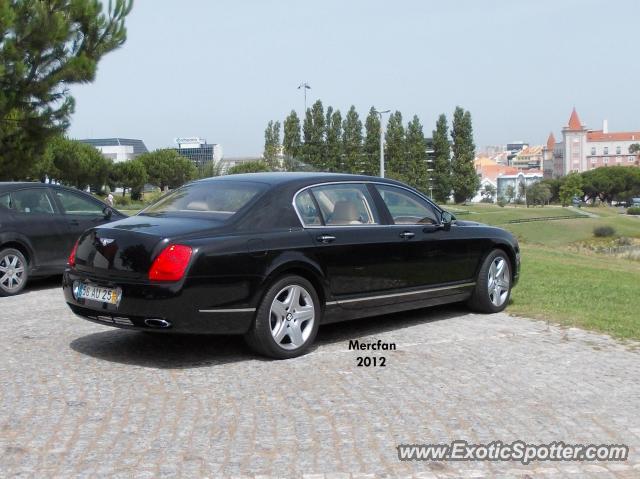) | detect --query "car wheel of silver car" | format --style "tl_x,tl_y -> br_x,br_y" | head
245,275 -> 321,359
467,249 -> 512,313
0,248 -> 28,297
